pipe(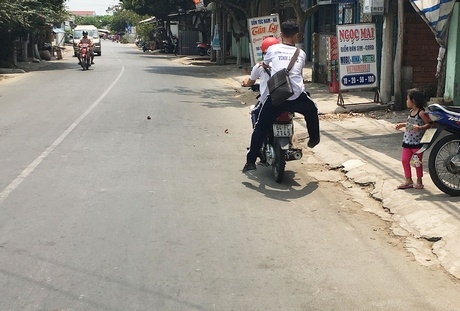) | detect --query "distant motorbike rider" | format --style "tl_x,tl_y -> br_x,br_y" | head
77,31 -> 95,65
